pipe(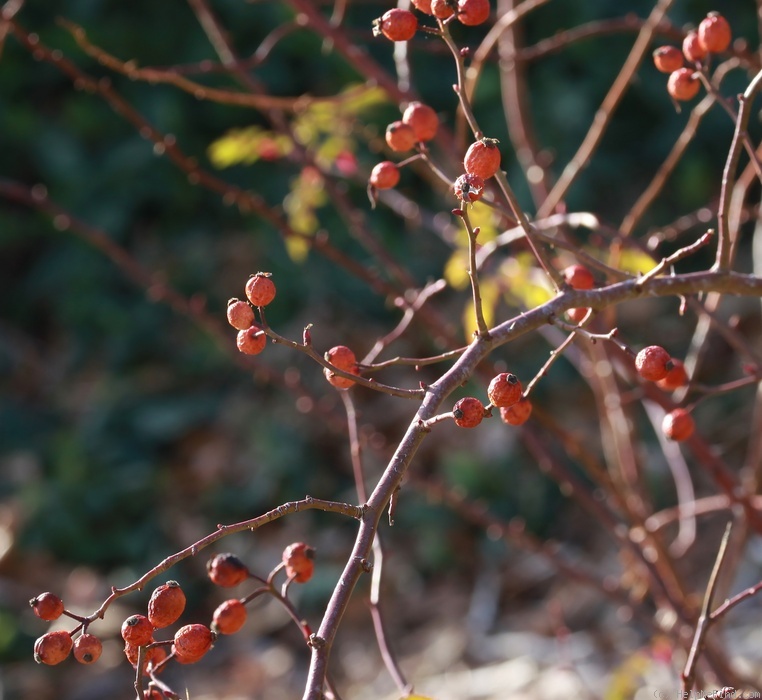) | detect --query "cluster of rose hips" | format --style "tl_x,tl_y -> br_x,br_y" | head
31,542 -> 315,689
635,345 -> 694,442
227,272 -> 276,355
373,0 -> 492,44
451,371 -> 531,429
653,11 -> 732,102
